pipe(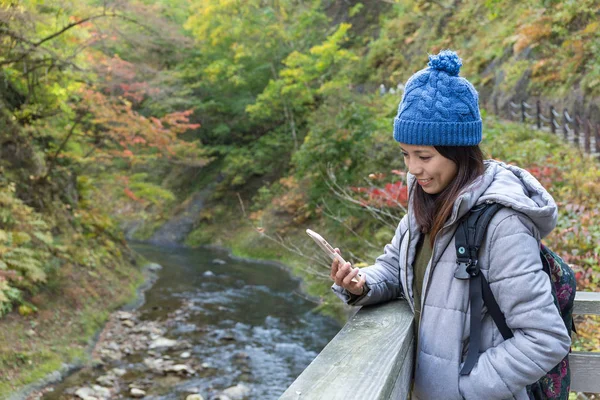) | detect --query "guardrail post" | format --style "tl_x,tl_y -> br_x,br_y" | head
521,102 -> 526,123
584,118 -> 591,154
574,114 -> 580,148
562,109 -> 569,140
596,123 -> 600,157
550,106 -> 556,134
536,100 -> 541,130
